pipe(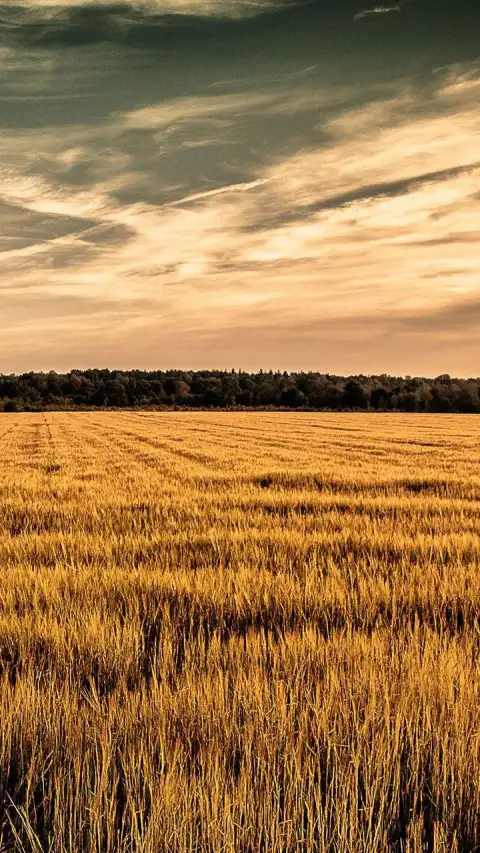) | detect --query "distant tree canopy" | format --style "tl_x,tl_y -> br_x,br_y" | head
0,369 -> 479,413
